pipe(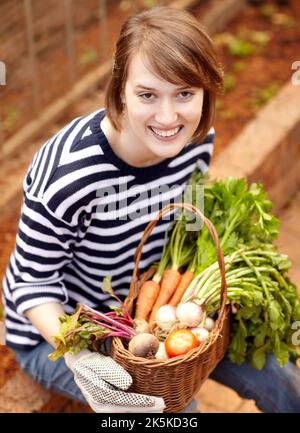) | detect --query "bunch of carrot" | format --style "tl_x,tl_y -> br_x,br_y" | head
134,211 -> 200,329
